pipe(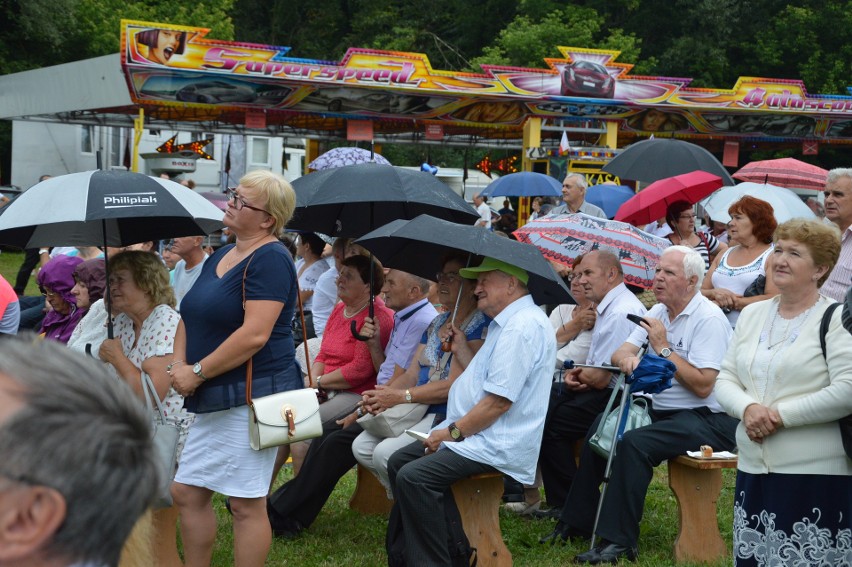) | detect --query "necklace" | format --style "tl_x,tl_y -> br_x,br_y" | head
761,298 -> 819,349
343,300 -> 370,319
